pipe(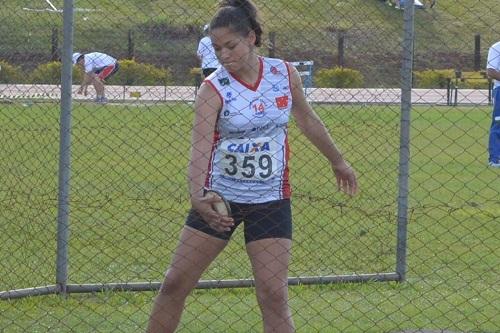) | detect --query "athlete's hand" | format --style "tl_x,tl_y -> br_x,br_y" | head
331,160 -> 358,196
191,196 -> 234,233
